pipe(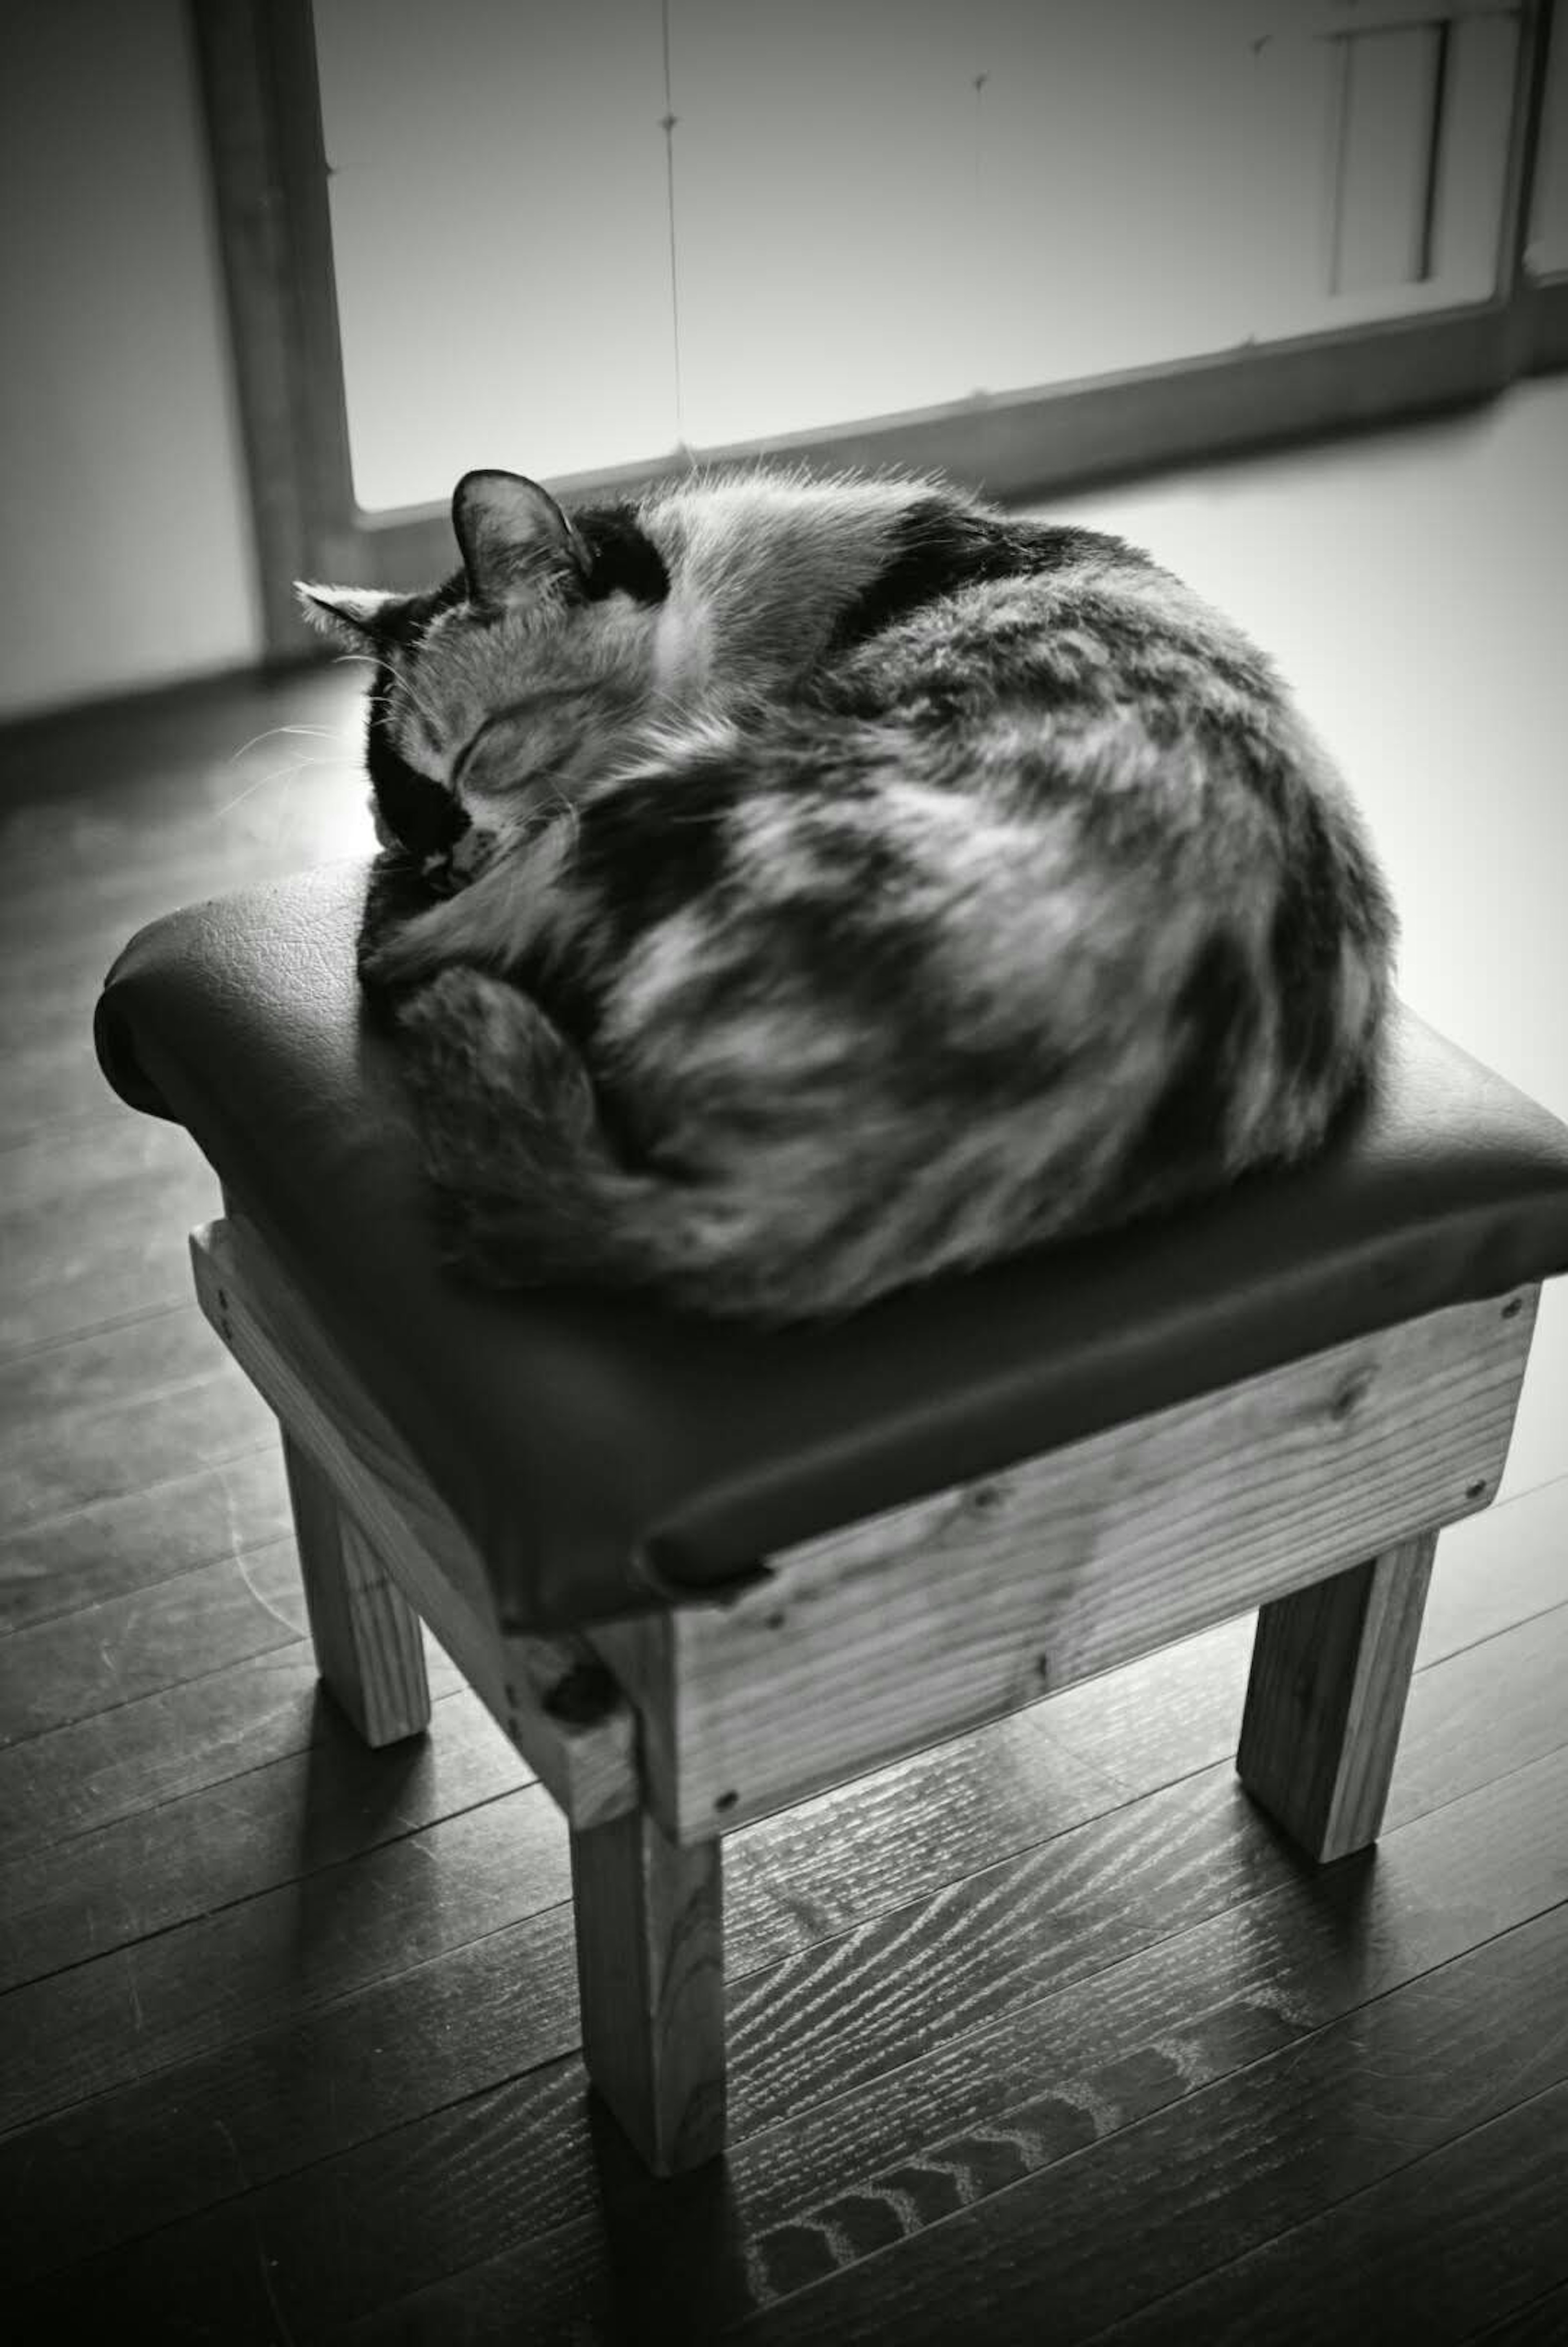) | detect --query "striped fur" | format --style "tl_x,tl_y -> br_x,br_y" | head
297,465 -> 1396,1322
